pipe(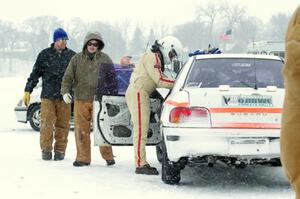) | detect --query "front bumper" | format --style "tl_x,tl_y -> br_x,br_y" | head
162,126 -> 280,162
14,106 -> 28,123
